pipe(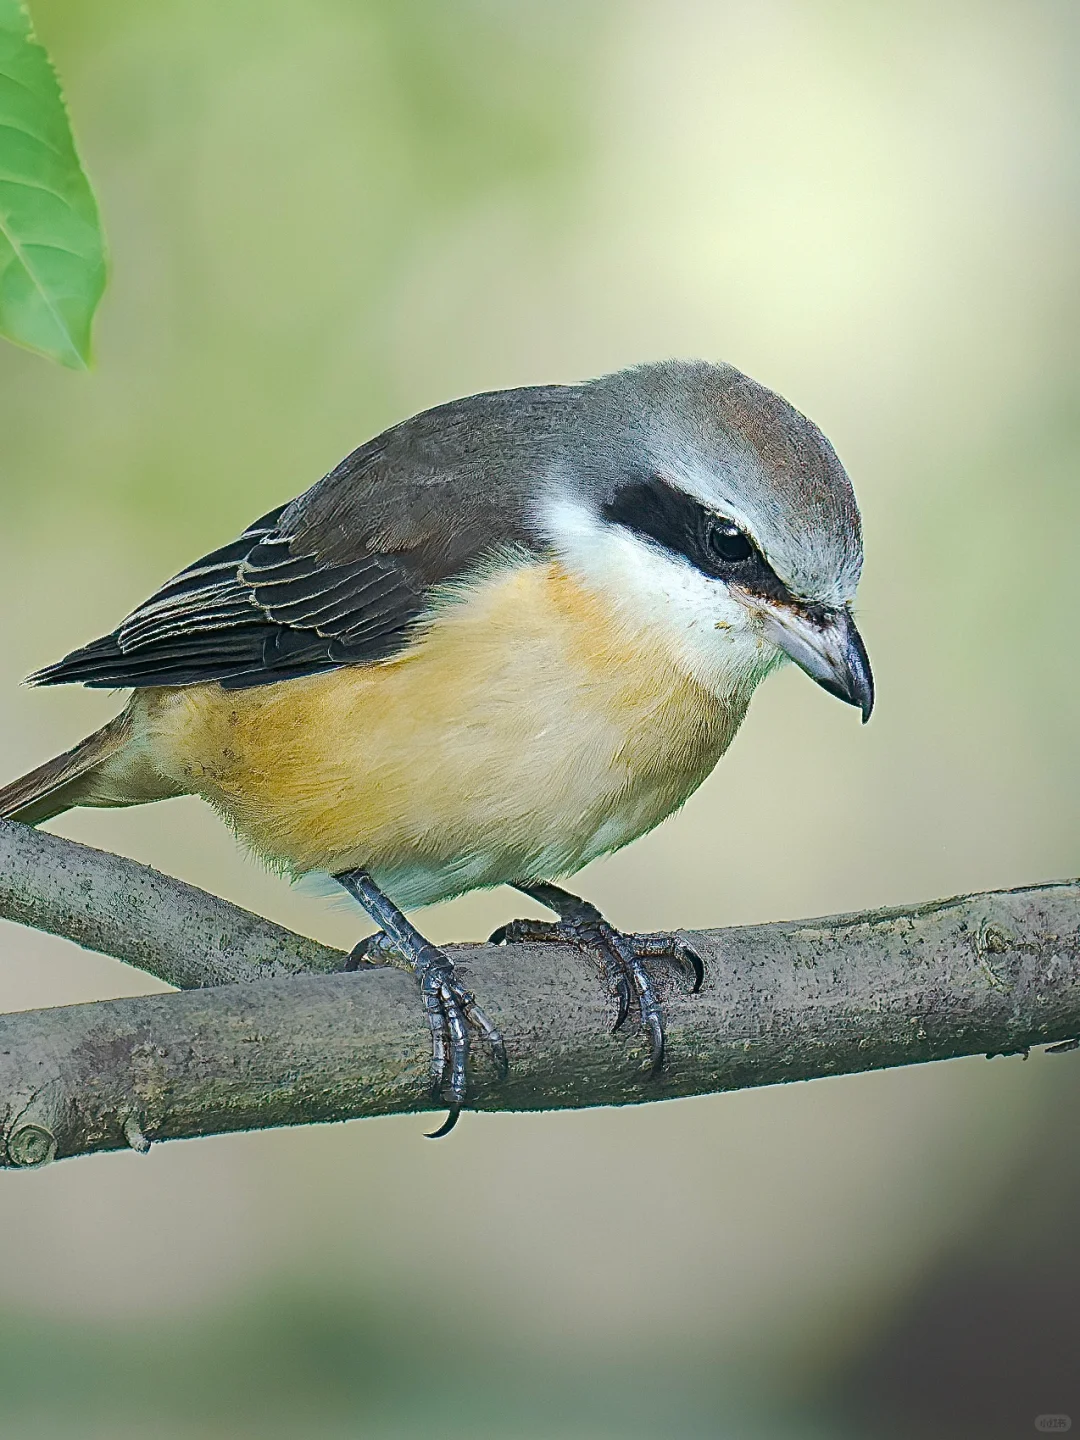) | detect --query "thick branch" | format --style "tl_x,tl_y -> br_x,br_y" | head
0,819 -> 343,985
0,817 -> 1077,1166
